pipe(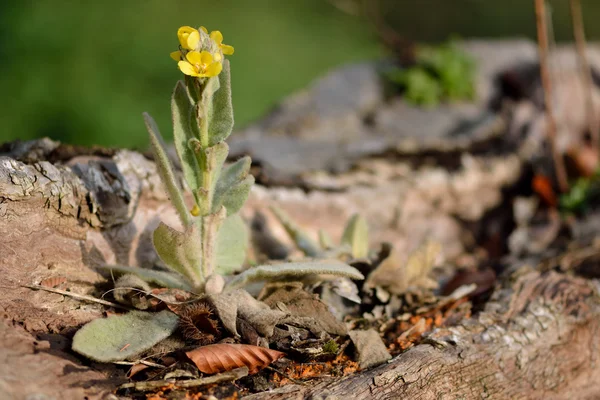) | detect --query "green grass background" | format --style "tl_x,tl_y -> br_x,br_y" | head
0,0 -> 599,149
